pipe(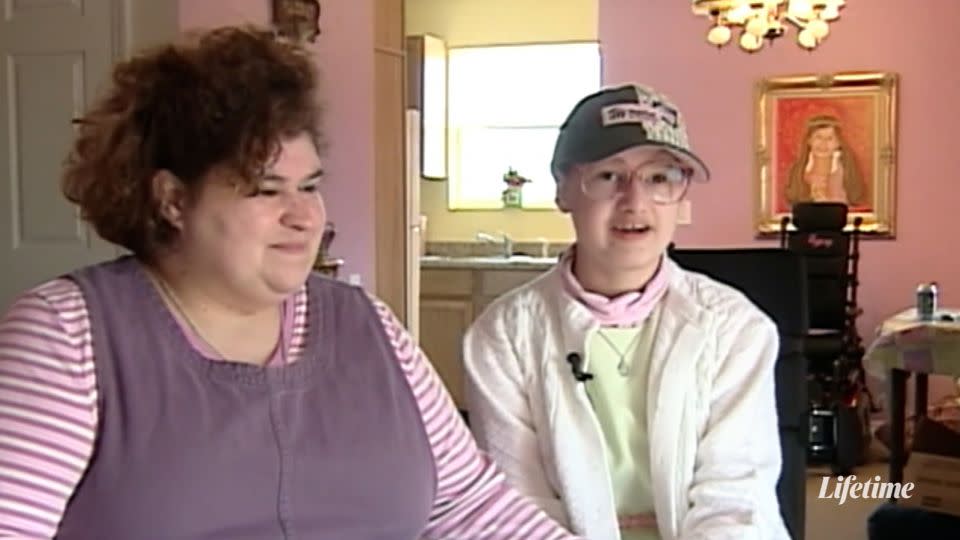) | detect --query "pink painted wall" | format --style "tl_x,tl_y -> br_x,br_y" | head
600,0 -> 958,404
179,0 -> 376,287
